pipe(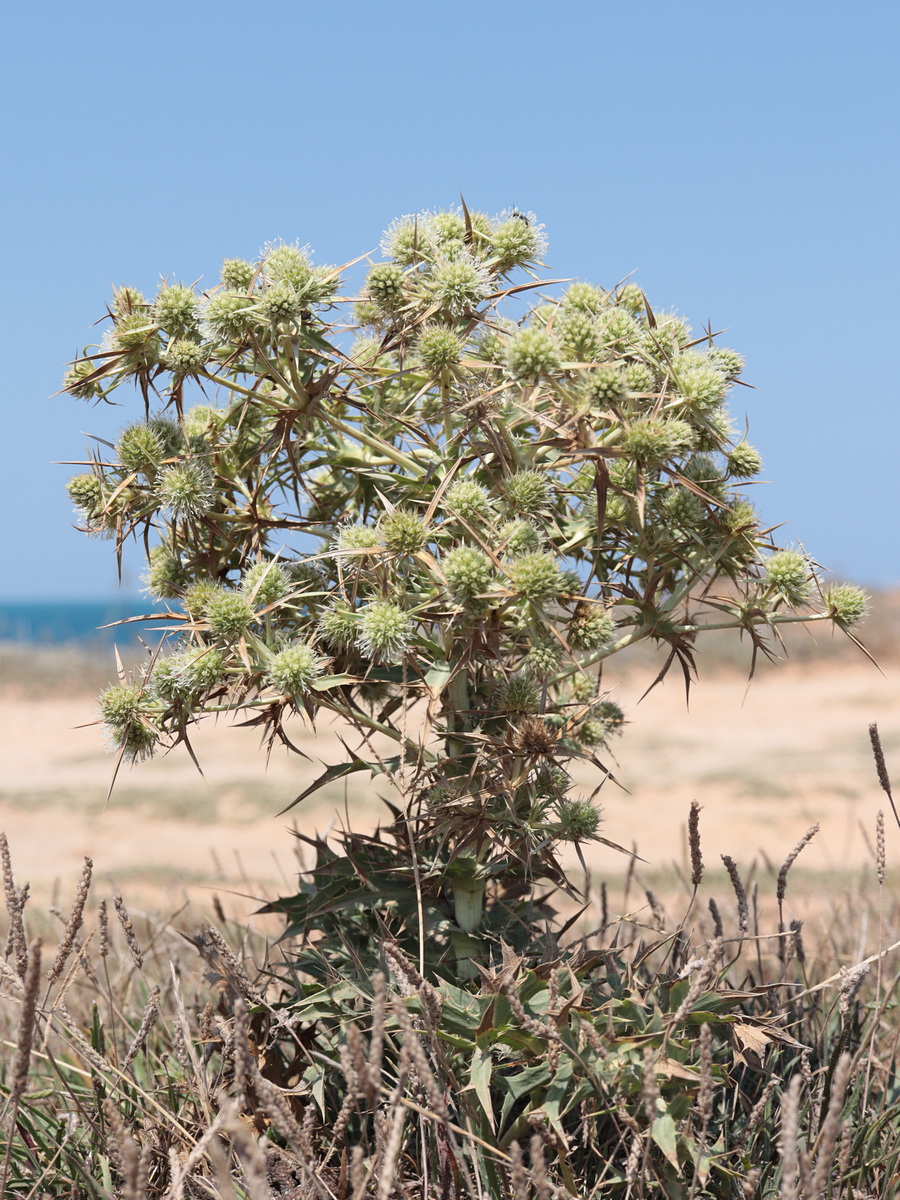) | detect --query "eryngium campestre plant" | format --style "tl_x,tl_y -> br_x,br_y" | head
63,204 -> 868,962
